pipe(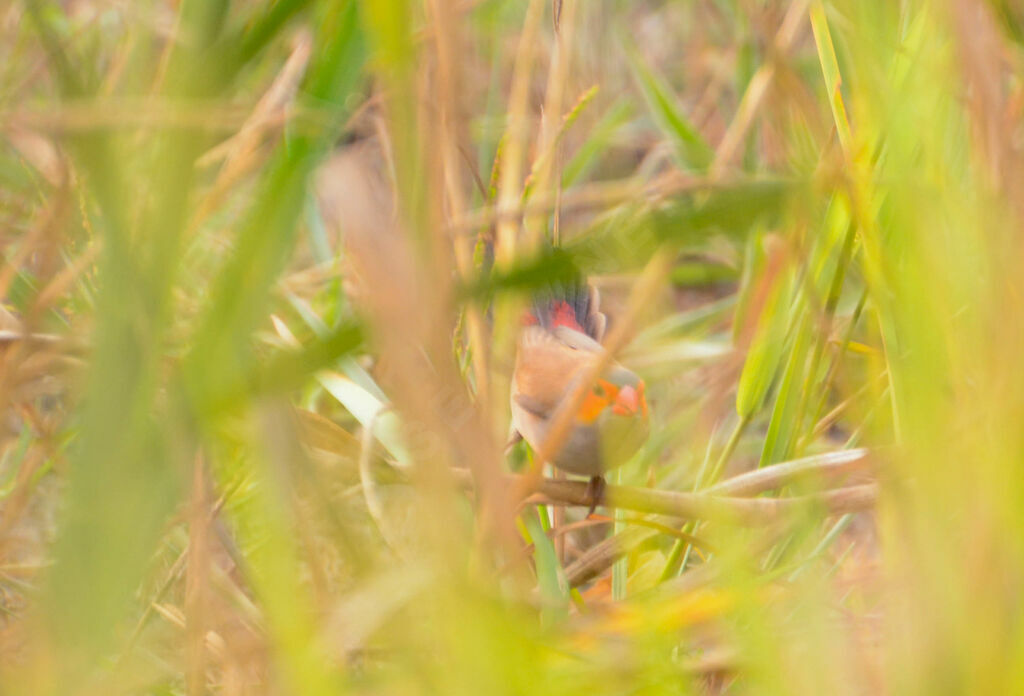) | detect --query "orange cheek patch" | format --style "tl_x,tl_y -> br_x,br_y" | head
598,380 -> 620,400
577,391 -> 609,423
